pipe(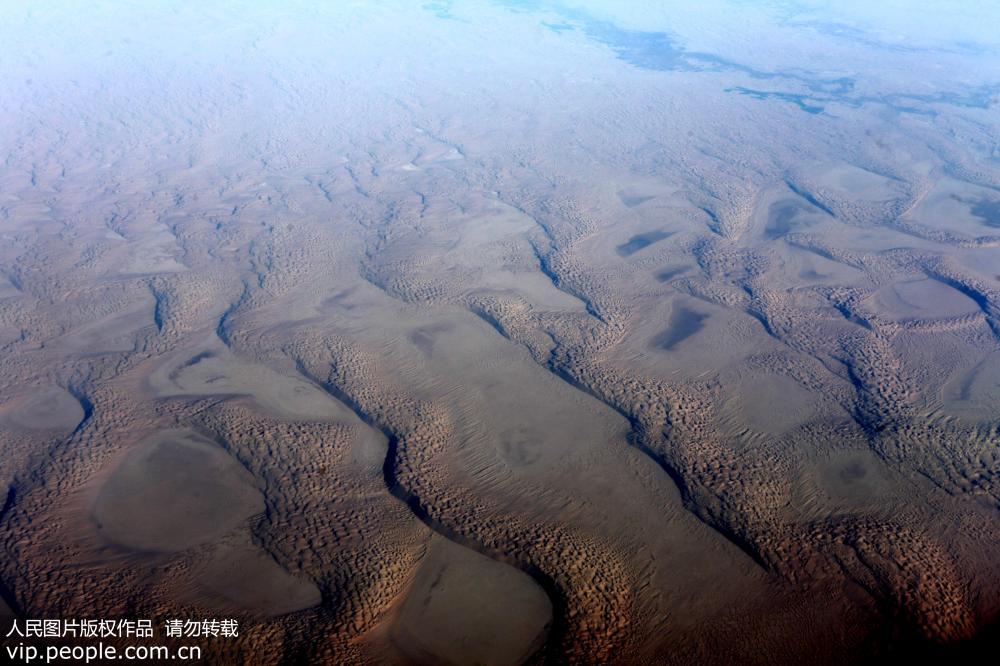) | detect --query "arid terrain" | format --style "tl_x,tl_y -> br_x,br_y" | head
1,1 -> 999,663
